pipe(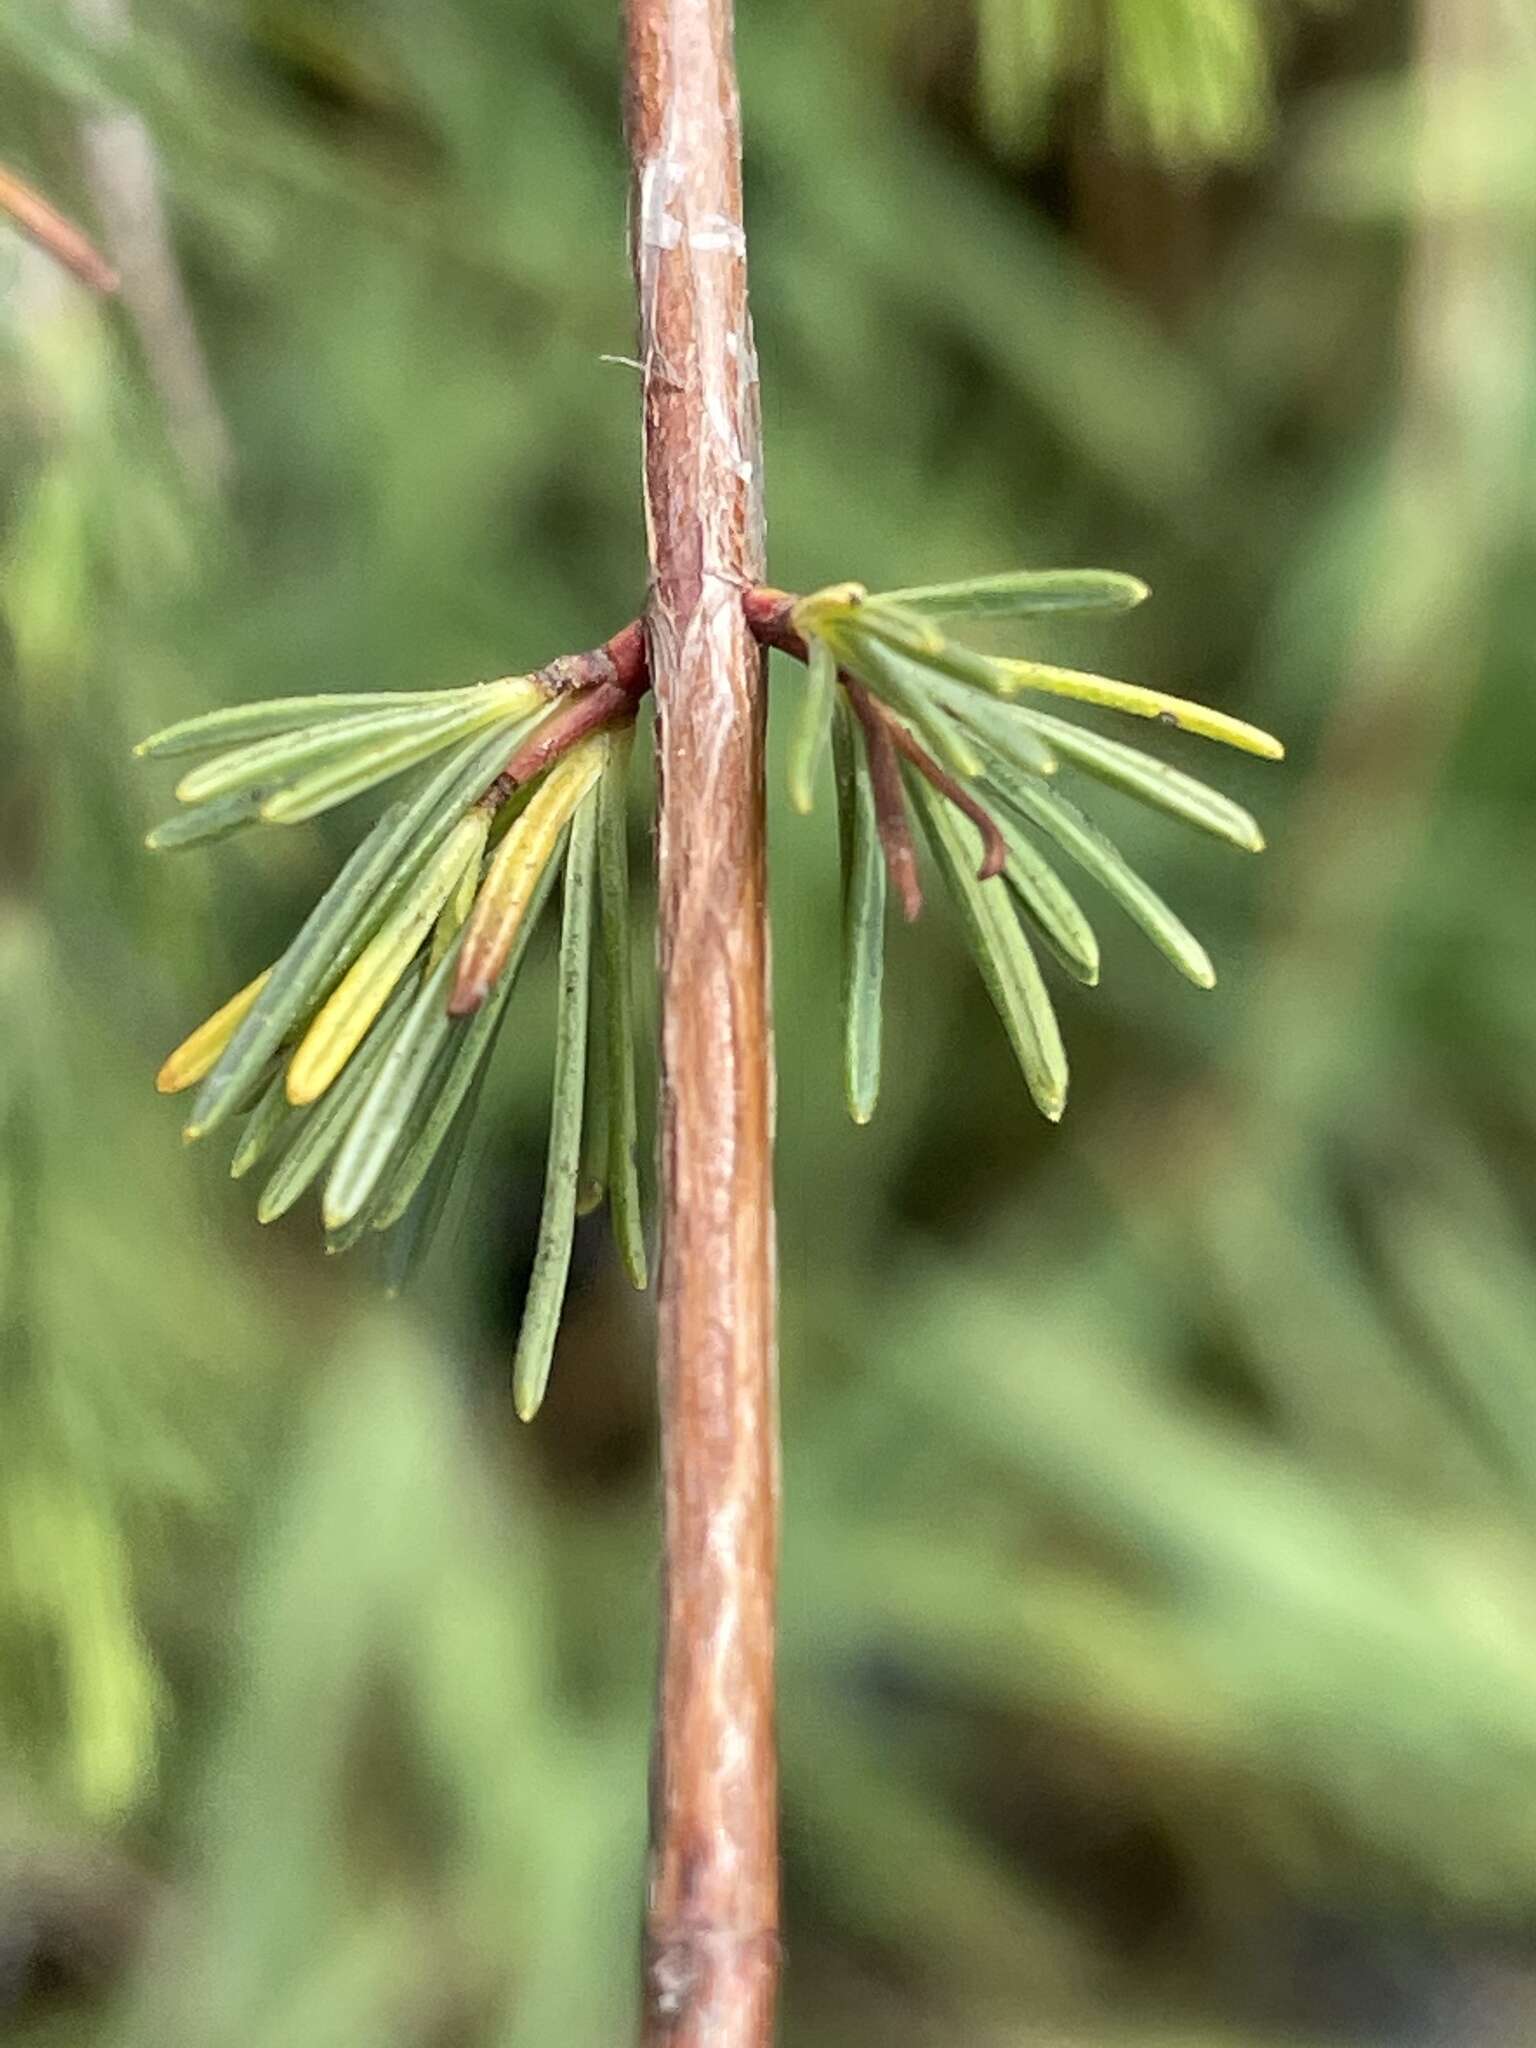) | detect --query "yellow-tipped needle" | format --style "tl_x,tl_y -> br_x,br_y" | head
284,813 -> 490,1106
157,969 -> 271,1097
451,741 -> 606,1016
